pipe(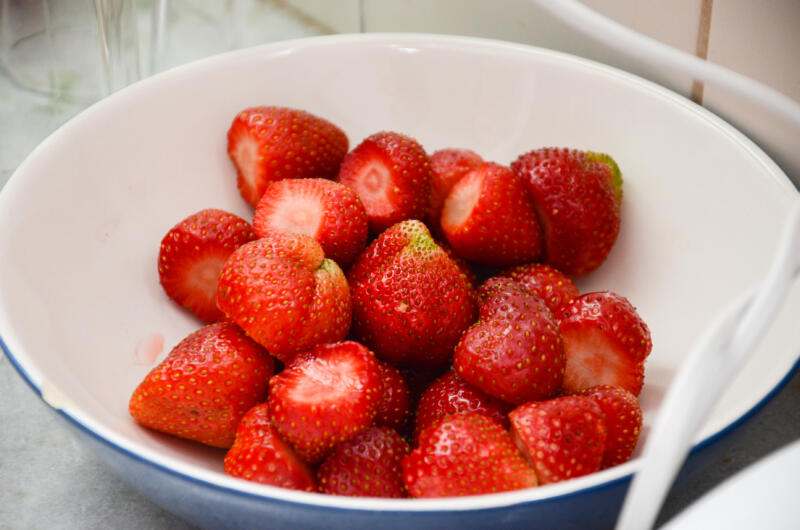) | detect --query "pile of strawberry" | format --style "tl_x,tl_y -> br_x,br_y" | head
129,106 -> 651,498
